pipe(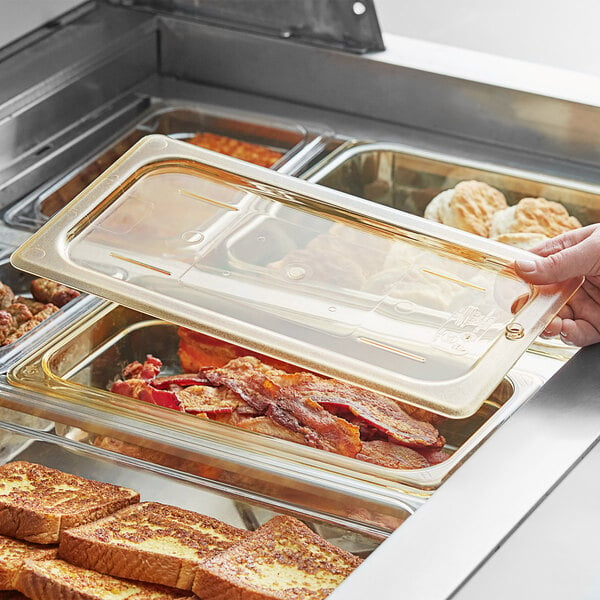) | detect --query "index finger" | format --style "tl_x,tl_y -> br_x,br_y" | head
531,224 -> 600,257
